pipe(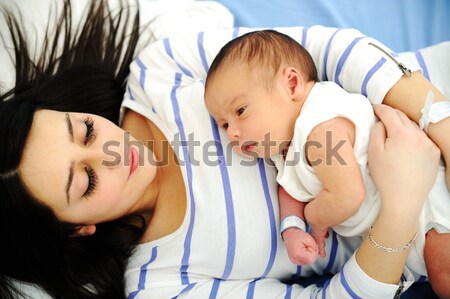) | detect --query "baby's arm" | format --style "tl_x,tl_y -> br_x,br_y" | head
304,117 -> 366,257
278,186 -> 318,266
